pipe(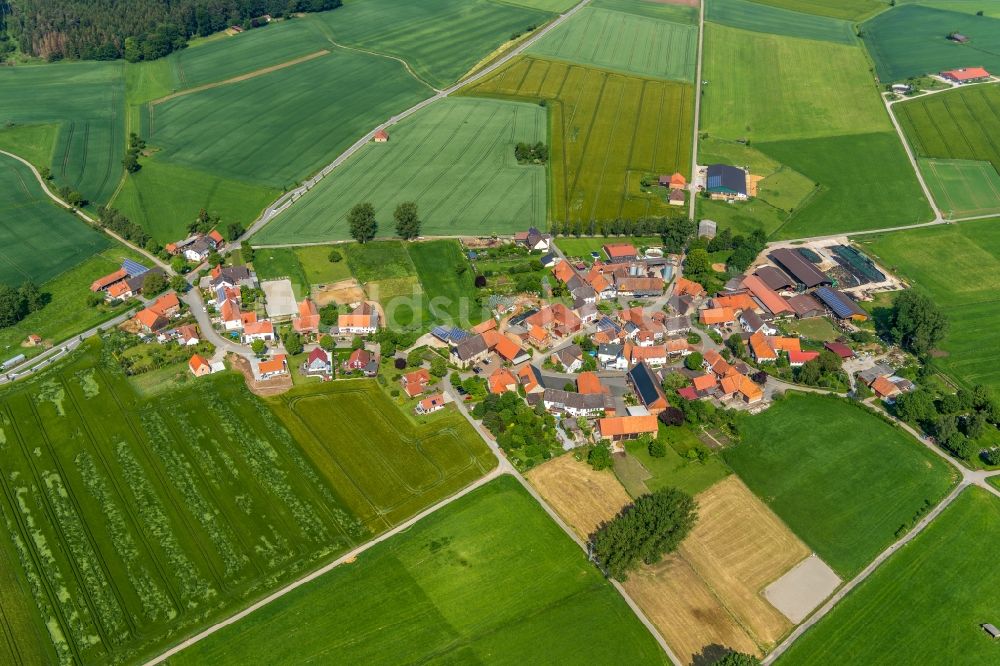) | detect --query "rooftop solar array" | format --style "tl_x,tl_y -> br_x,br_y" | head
628,362 -> 661,406
430,326 -> 471,343
814,286 -> 866,319
122,259 -> 150,277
